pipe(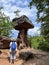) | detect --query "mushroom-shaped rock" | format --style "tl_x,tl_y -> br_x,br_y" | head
12,15 -> 34,49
